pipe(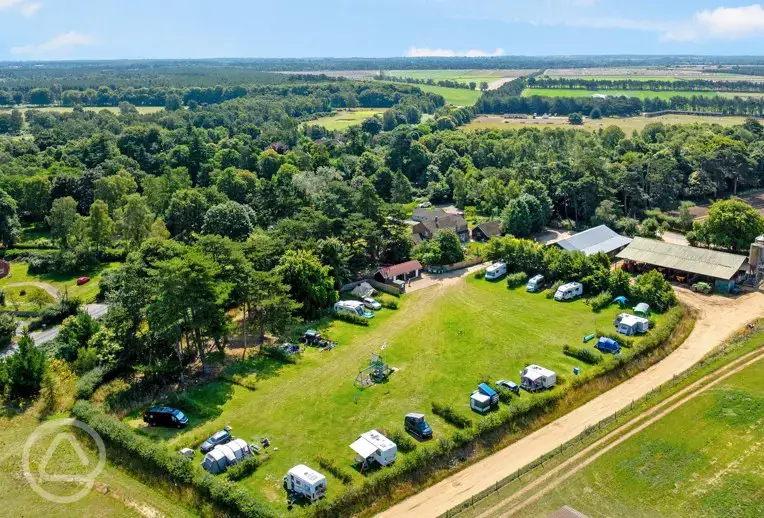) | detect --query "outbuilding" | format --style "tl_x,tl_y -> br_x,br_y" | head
375,260 -> 422,284
471,220 -> 503,242
555,225 -> 632,257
